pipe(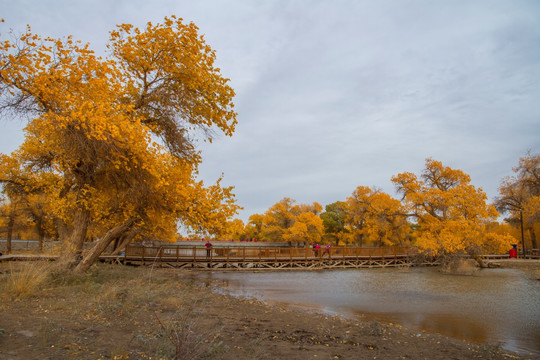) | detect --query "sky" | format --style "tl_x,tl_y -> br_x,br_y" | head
1,0 -> 539,223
